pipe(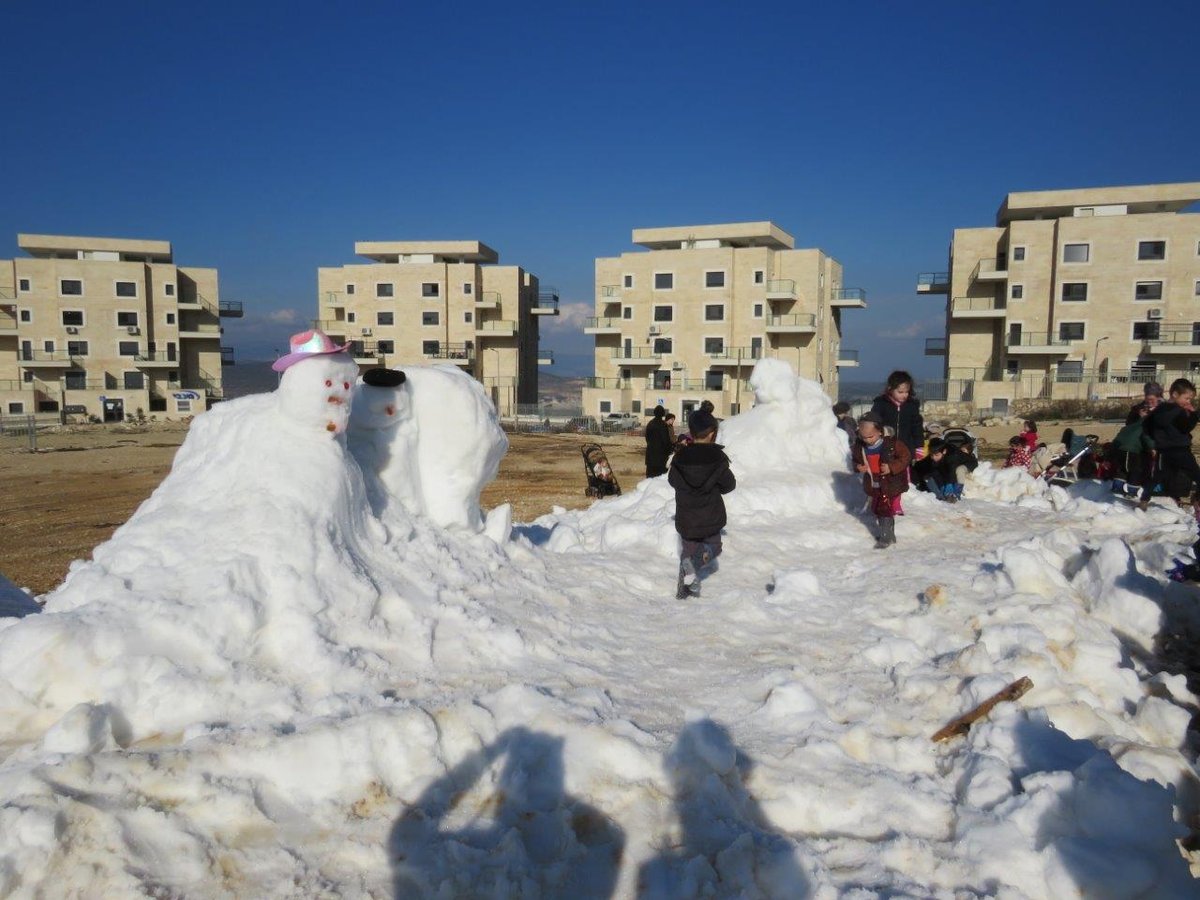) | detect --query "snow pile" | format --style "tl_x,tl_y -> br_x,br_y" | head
0,572 -> 39,620
1,355 -> 1197,896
